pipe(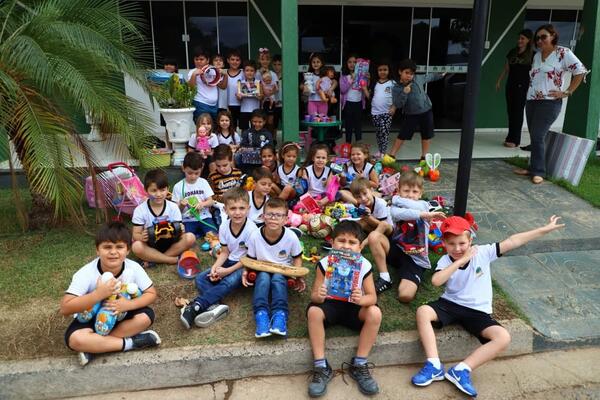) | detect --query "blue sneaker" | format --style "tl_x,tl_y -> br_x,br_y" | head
270,310 -> 288,336
412,361 -> 445,386
445,366 -> 478,397
254,310 -> 271,338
